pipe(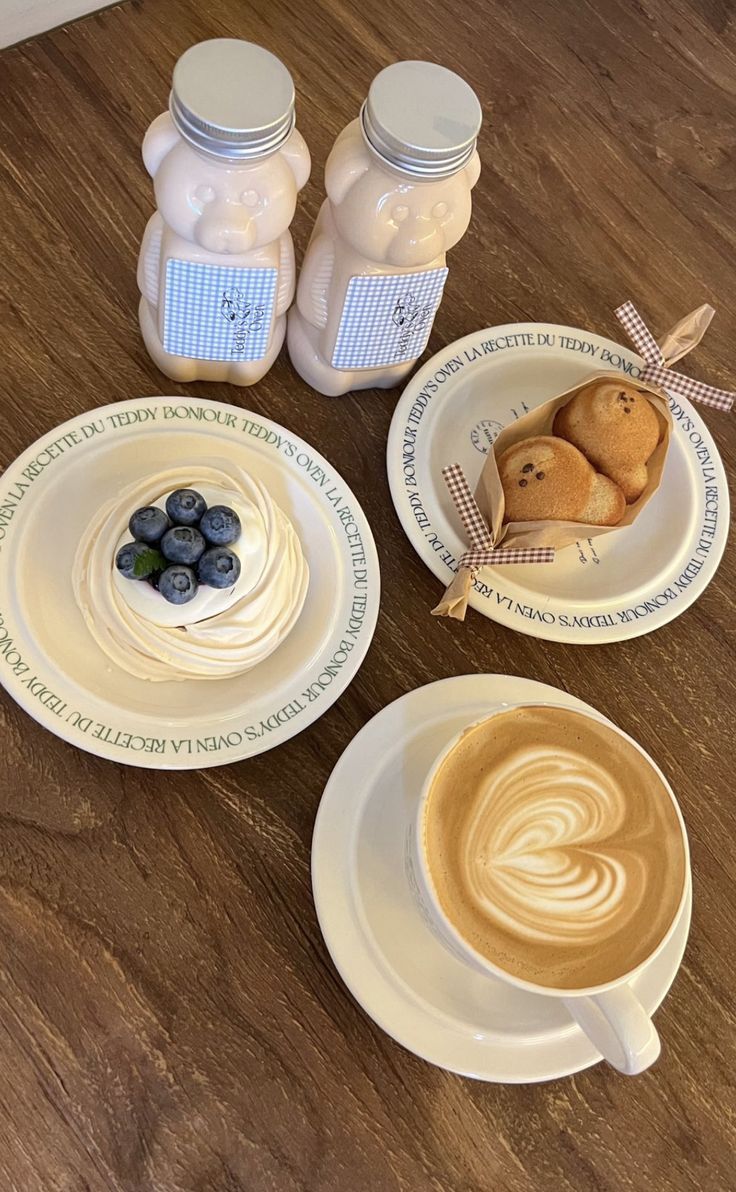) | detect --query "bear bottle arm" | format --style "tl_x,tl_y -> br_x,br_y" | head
295,234 -> 334,330
137,212 -> 164,309
275,231 -> 296,316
